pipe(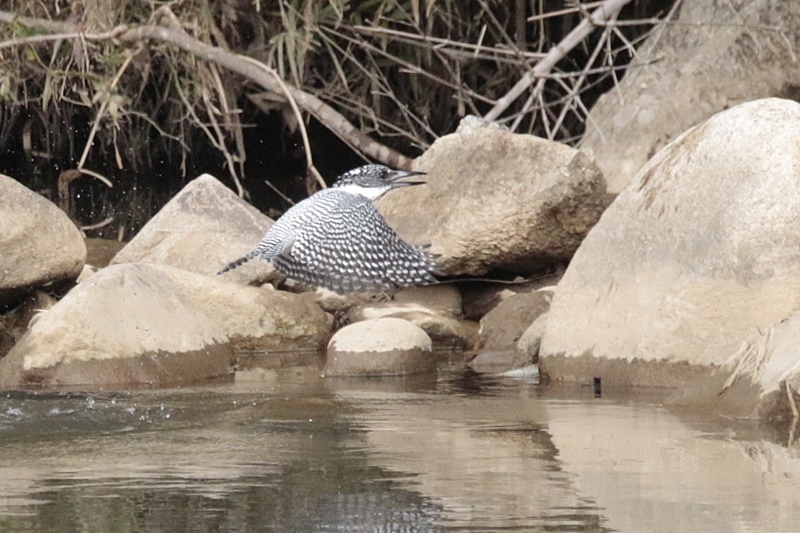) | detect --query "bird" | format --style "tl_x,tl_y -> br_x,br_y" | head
218,164 -> 440,294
